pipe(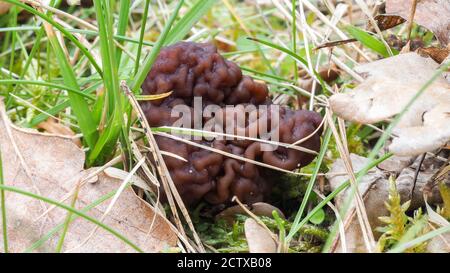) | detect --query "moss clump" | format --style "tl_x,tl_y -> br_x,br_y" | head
193,210 -> 328,253
377,177 -> 429,253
